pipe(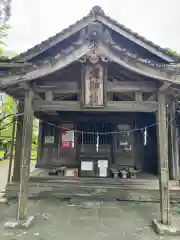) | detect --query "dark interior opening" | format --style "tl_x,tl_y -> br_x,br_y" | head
56,111 -> 158,178
136,112 -> 158,176
78,122 -> 113,145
